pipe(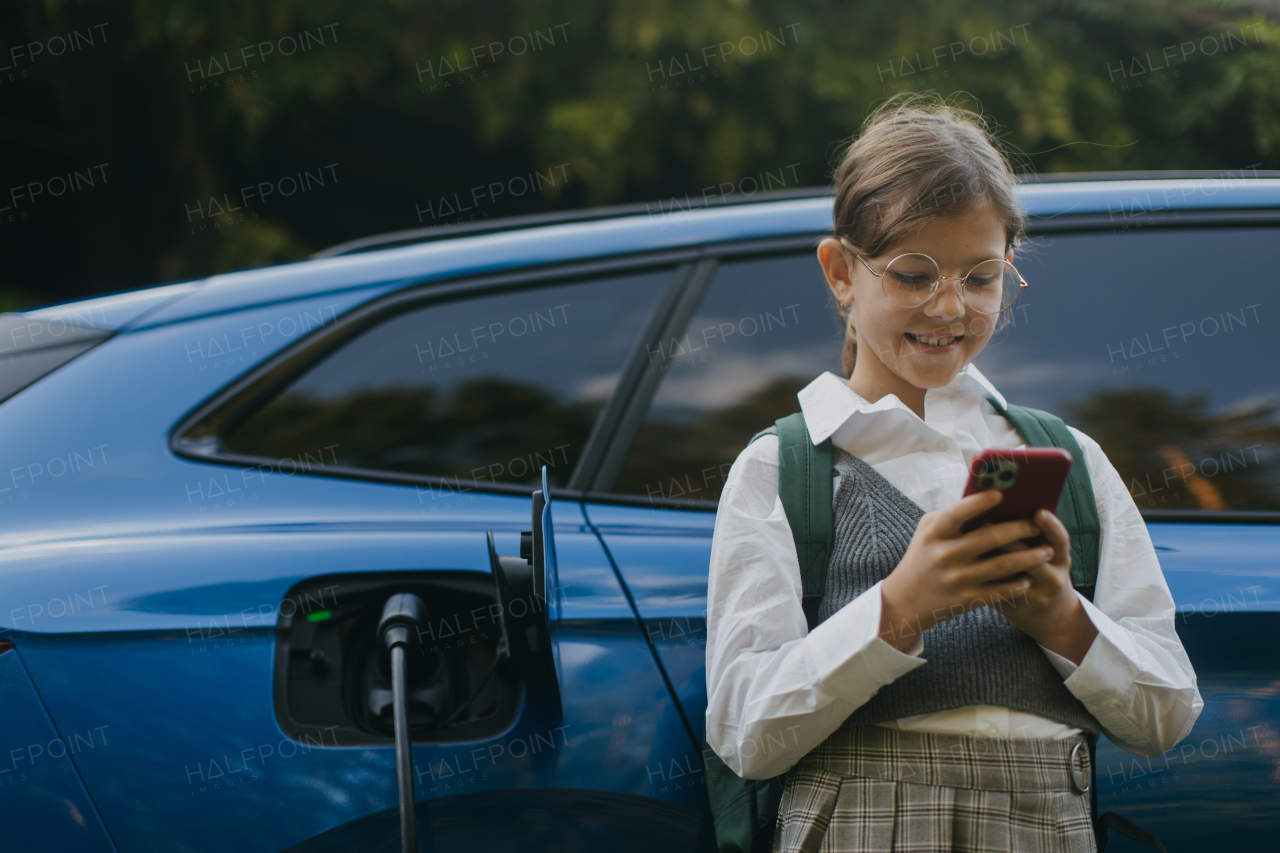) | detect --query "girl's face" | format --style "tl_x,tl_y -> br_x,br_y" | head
819,204 -> 1012,393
